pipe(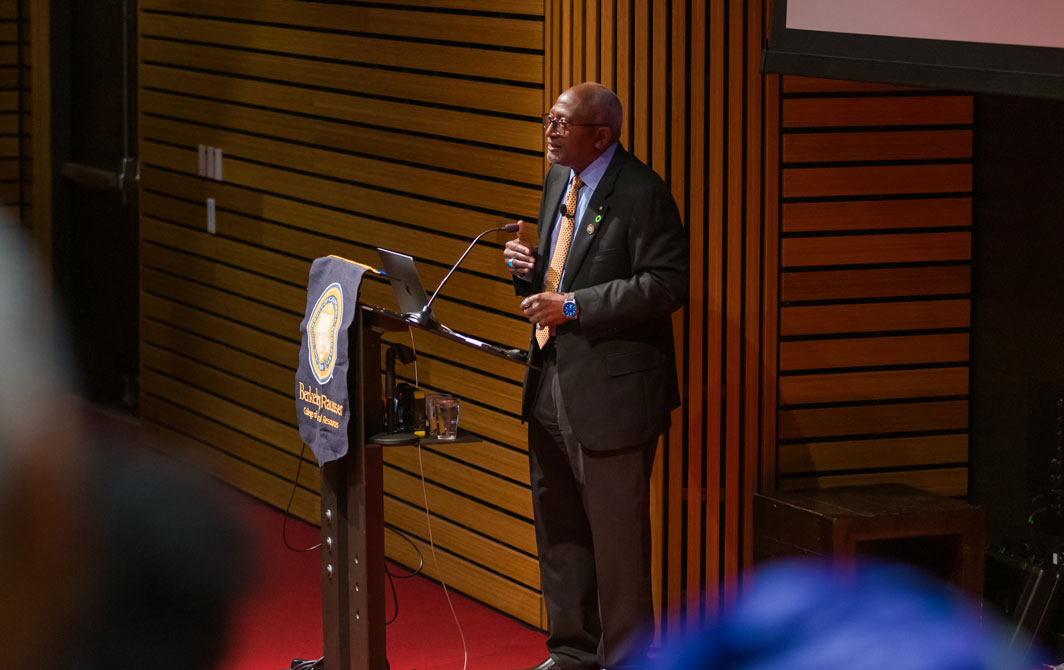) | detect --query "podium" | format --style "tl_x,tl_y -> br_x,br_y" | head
317,303 -> 527,670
